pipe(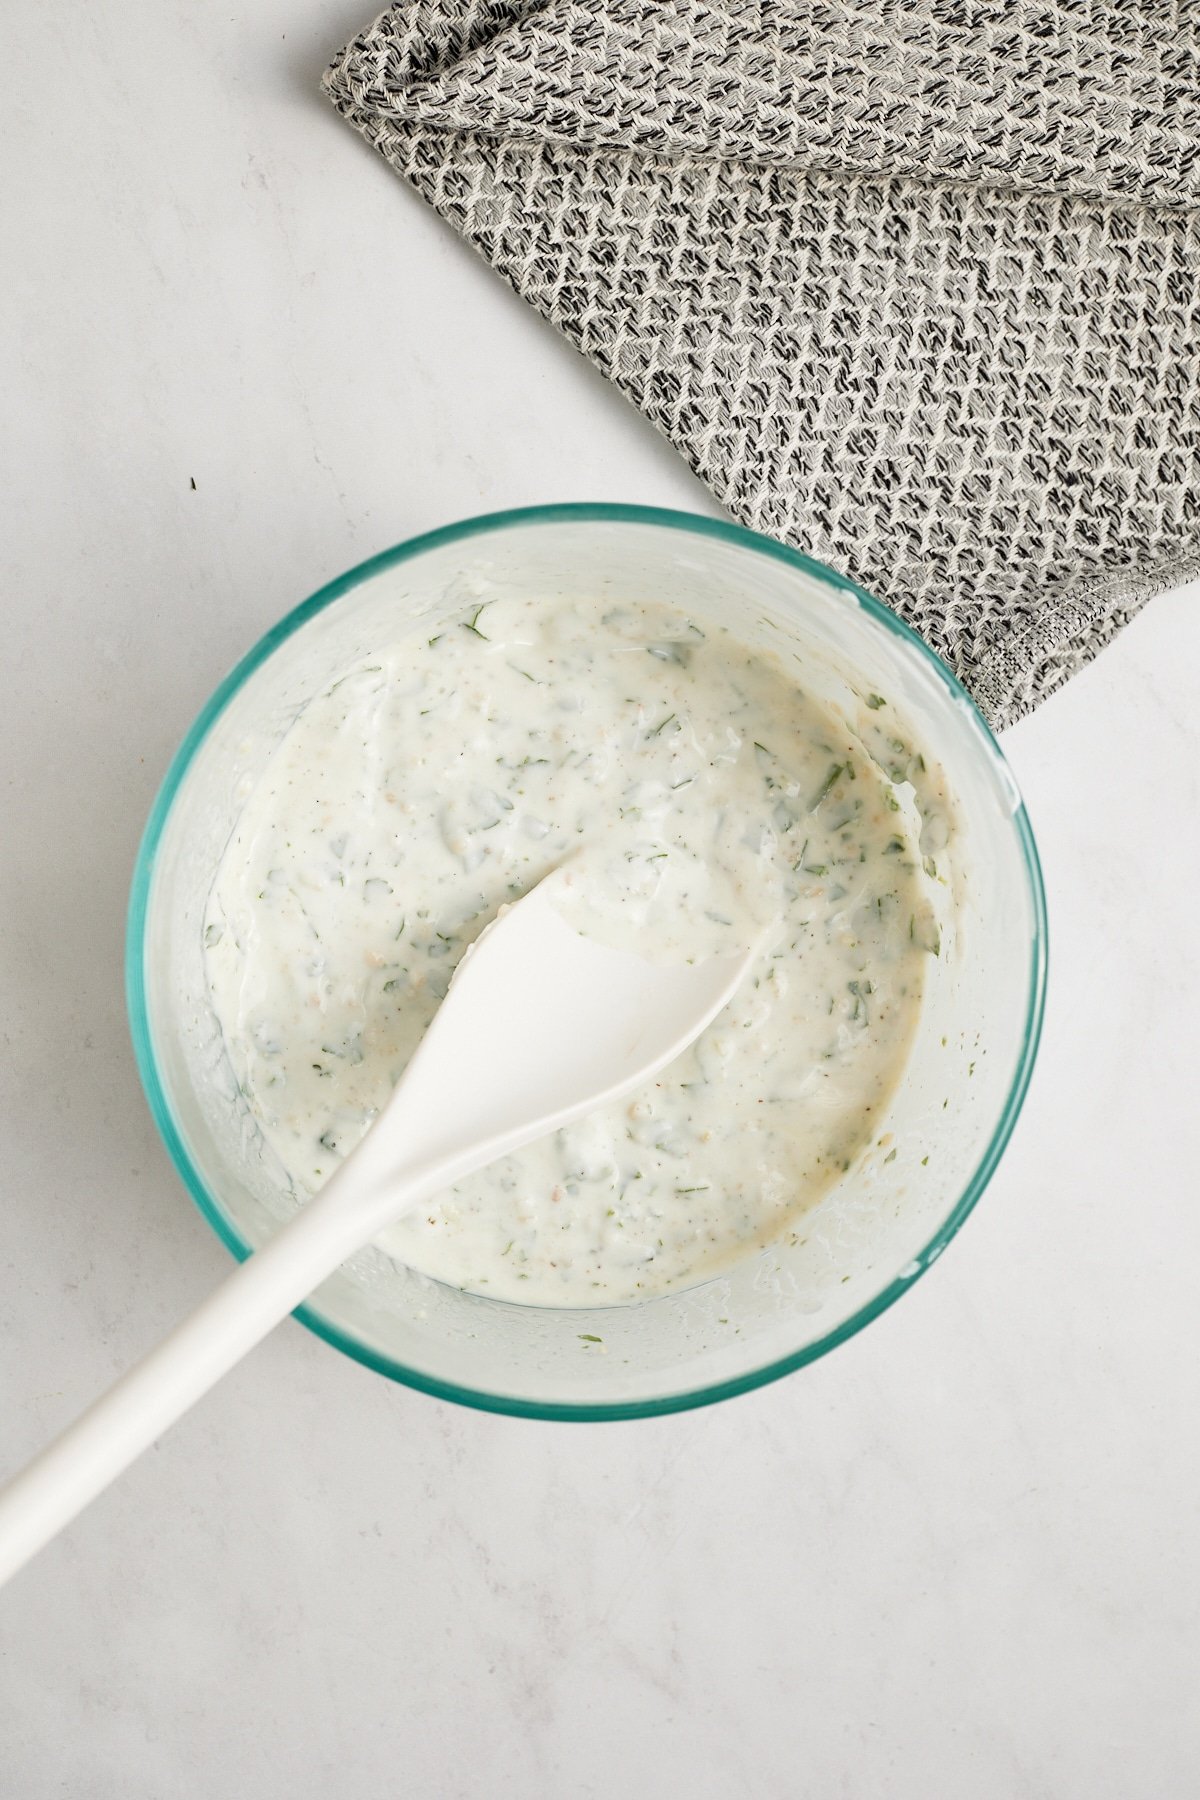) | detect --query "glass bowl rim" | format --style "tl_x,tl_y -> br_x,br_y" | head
126,502 -> 1048,1422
